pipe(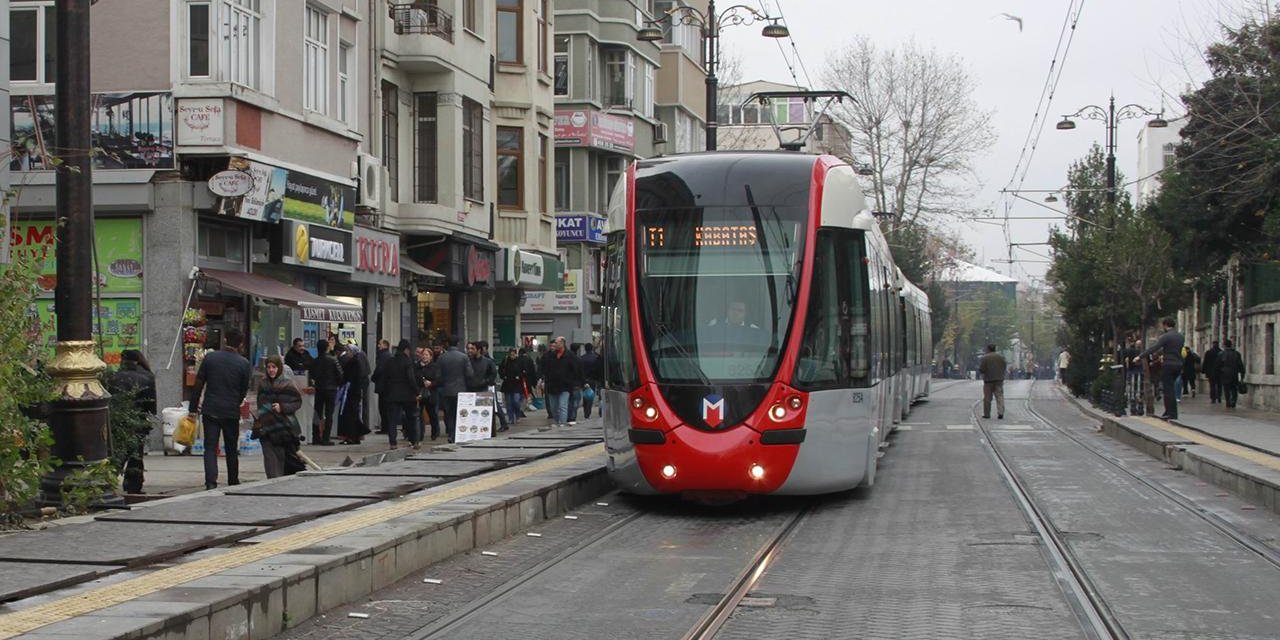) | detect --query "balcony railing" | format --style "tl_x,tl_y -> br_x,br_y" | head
390,2 -> 453,41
